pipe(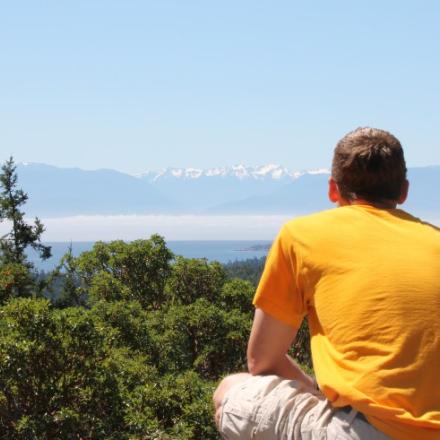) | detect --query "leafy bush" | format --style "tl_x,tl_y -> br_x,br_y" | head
77,236 -> 173,309
0,236 -> 312,439
166,257 -> 225,305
